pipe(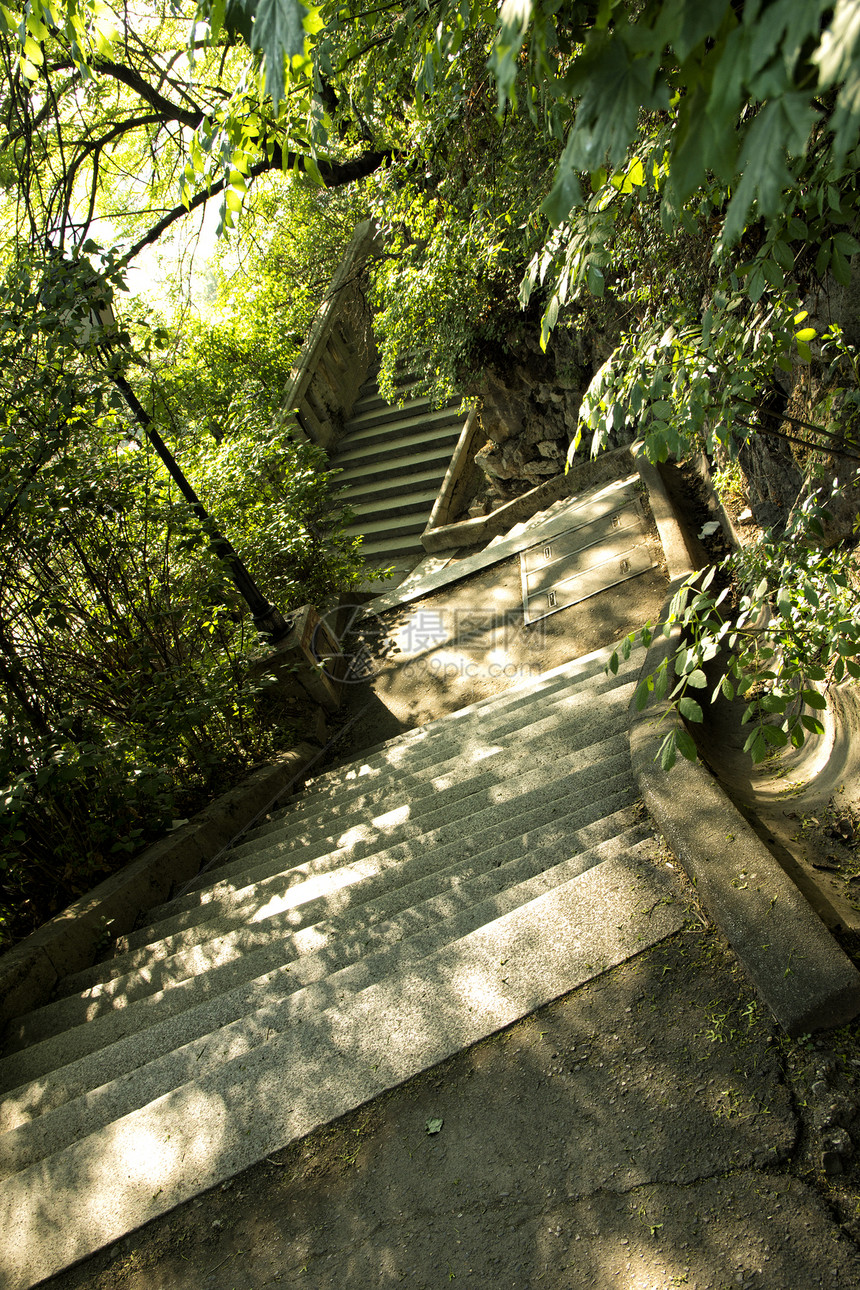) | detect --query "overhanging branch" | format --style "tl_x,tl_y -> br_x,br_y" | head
124,146 -> 390,262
